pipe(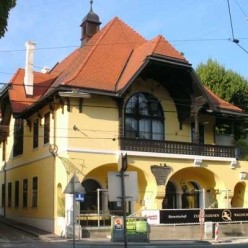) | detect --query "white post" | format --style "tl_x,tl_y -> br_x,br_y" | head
97,188 -> 100,227
202,189 -> 206,209
65,194 -> 74,238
